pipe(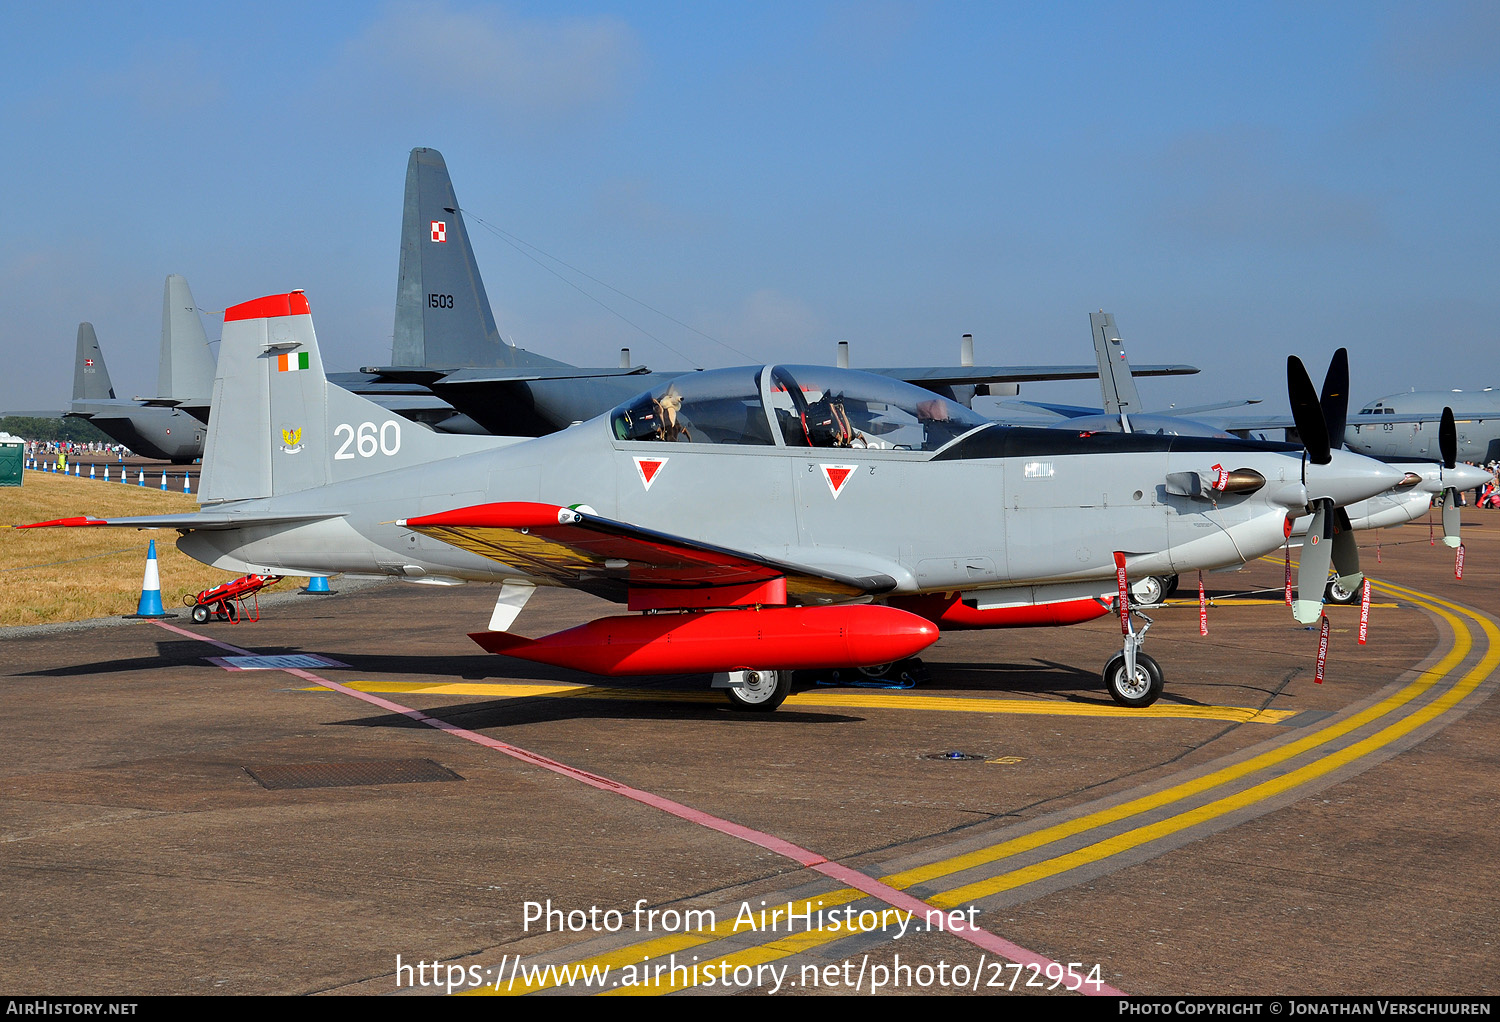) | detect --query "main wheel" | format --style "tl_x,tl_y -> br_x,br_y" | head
191,604 -> 210,624
1103,651 -> 1164,708
1325,577 -> 1365,605
1129,575 -> 1167,606
725,669 -> 792,712
1162,574 -> 1180,598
